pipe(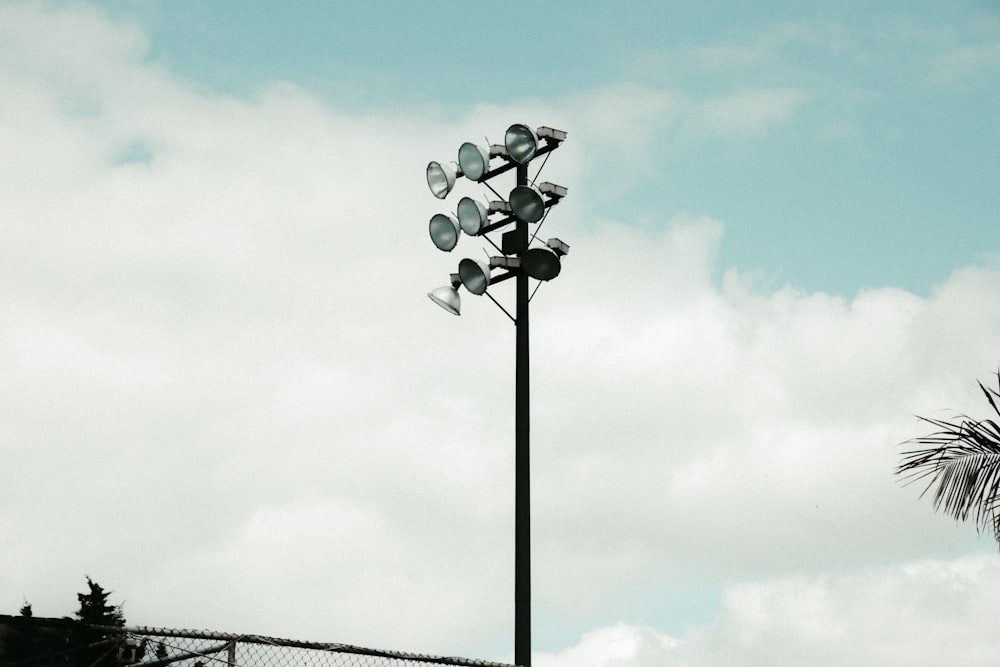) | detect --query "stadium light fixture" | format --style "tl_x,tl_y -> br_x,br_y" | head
421,122 -> 568,667
427,273 -> 462,316
428,213 -> 461,251
458,257 -> 491,295
456,197 -> 490,236
505,124 -> 539,164
457,143 -> 491,182
426,161 -> 462,199
509,185 -> 545,223
521,247 -> 562,281
505,124 -> 567,164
